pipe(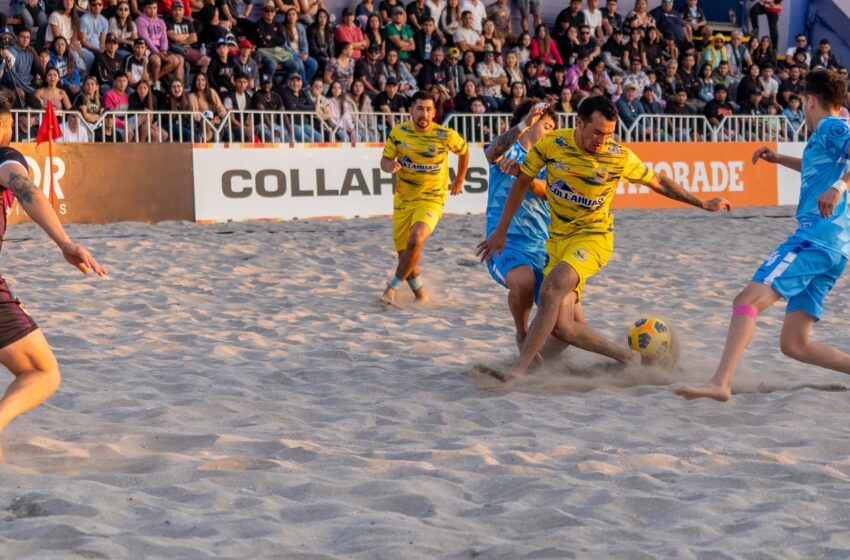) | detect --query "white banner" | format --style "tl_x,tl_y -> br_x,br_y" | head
777,142 -> 805,207
192,145 -> 491,223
